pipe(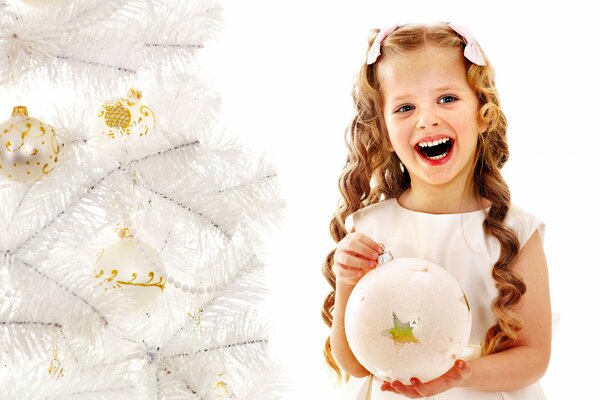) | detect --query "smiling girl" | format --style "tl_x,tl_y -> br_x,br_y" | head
321,23 -> 552,399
